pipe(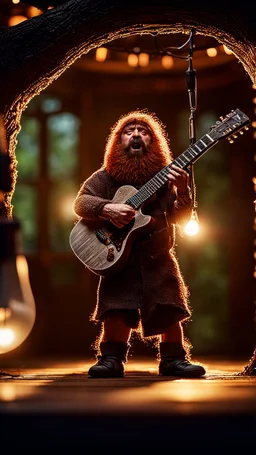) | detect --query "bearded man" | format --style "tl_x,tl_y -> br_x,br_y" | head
73,109 -> 206,378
